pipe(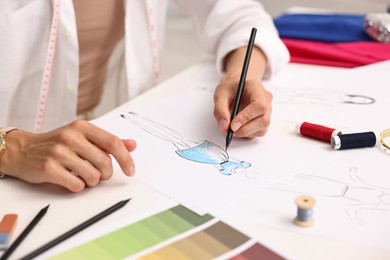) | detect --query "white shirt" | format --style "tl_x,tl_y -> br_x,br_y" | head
0,0 -> 289,132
